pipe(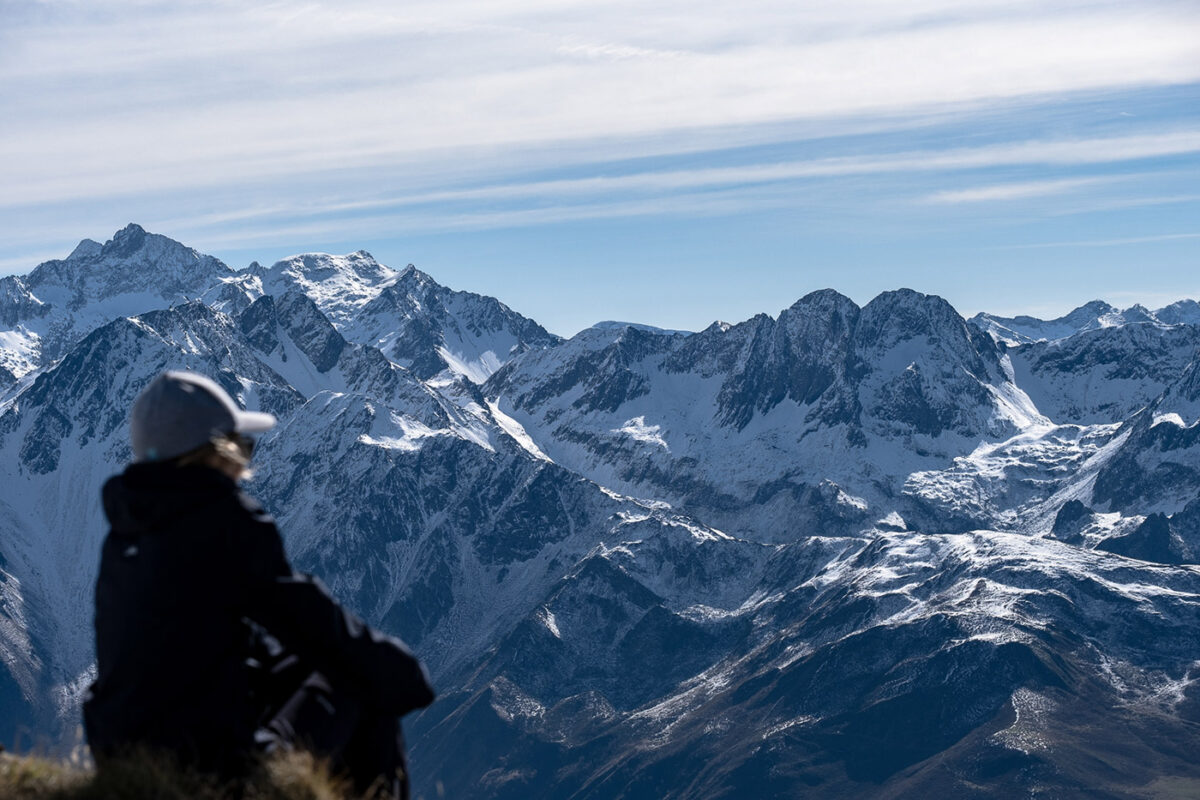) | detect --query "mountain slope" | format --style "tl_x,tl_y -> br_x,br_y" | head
486,288 -> 1043,540
0,227 -> 1199,800
412,528 -> 1200,799
255,254 -> 560,382
1091,358 -> 1200,516
0,224 -> 234,376
1006,322 -> 1200,424
969,300 -> 1176,345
